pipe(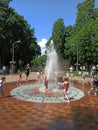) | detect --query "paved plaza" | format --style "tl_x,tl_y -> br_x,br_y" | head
0,72 -> 98,130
